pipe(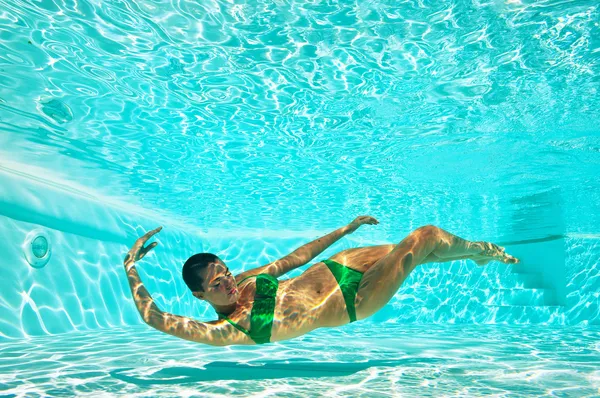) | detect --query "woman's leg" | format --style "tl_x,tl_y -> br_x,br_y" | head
354,225 -> 519,320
